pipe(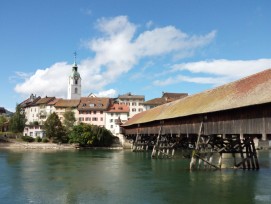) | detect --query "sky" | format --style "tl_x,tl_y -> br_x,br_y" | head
1,0 -> 271,112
